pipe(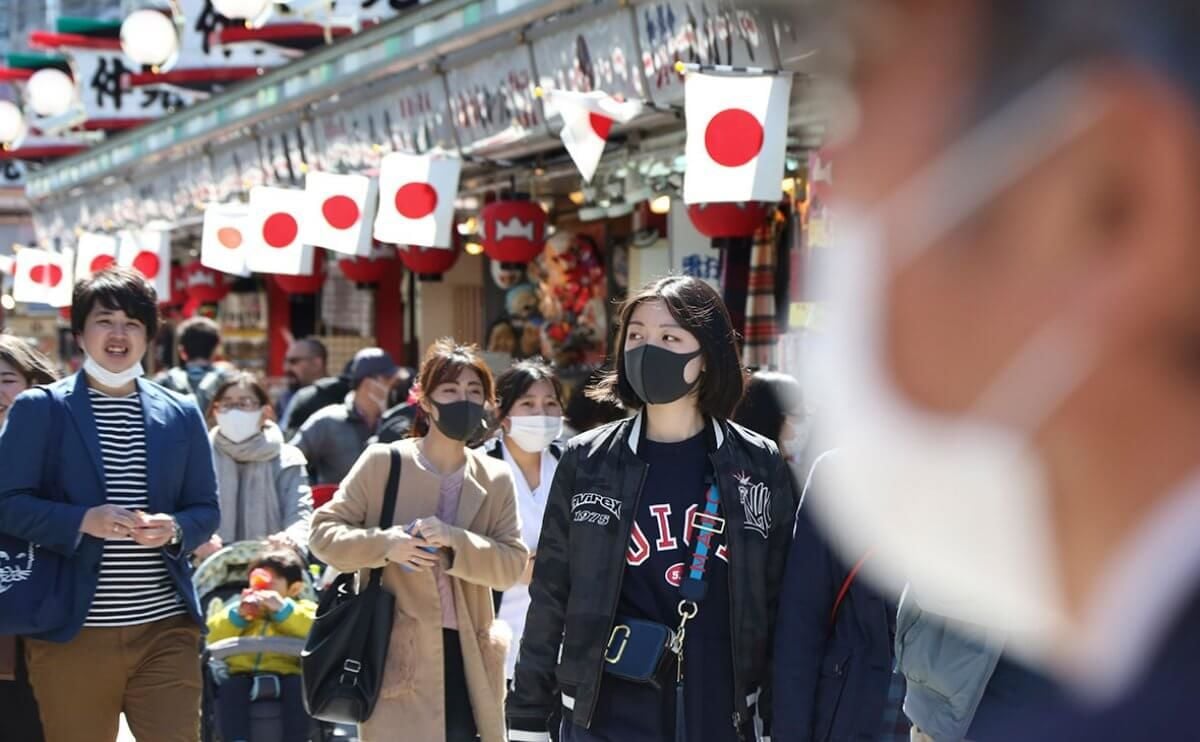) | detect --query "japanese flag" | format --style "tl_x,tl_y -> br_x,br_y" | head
545,89 -> 643,183
301,171 -> 377,257
683,72 -> 793,204
201,201 -> 252,277
245,186 -> 315,276
75,232 -> 119,279
118,228 -> 172,299
373,152 -> 461,248
14,247 -> 72,306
